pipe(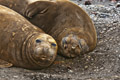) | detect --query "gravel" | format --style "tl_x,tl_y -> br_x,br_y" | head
0,0 -> 120,80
